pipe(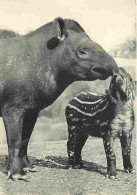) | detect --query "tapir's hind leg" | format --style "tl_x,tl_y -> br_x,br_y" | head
120,131 -> 133,173
21,110 -> 39,173
2,106 -> 29,181
67,125 -> 88,168
75,131 -> 88,166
